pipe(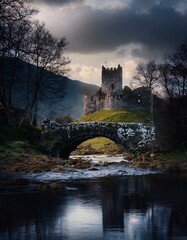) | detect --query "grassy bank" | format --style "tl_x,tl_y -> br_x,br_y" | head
75,109 -> 150,123
1,140 -> 187,174
131,151 -> 187,173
